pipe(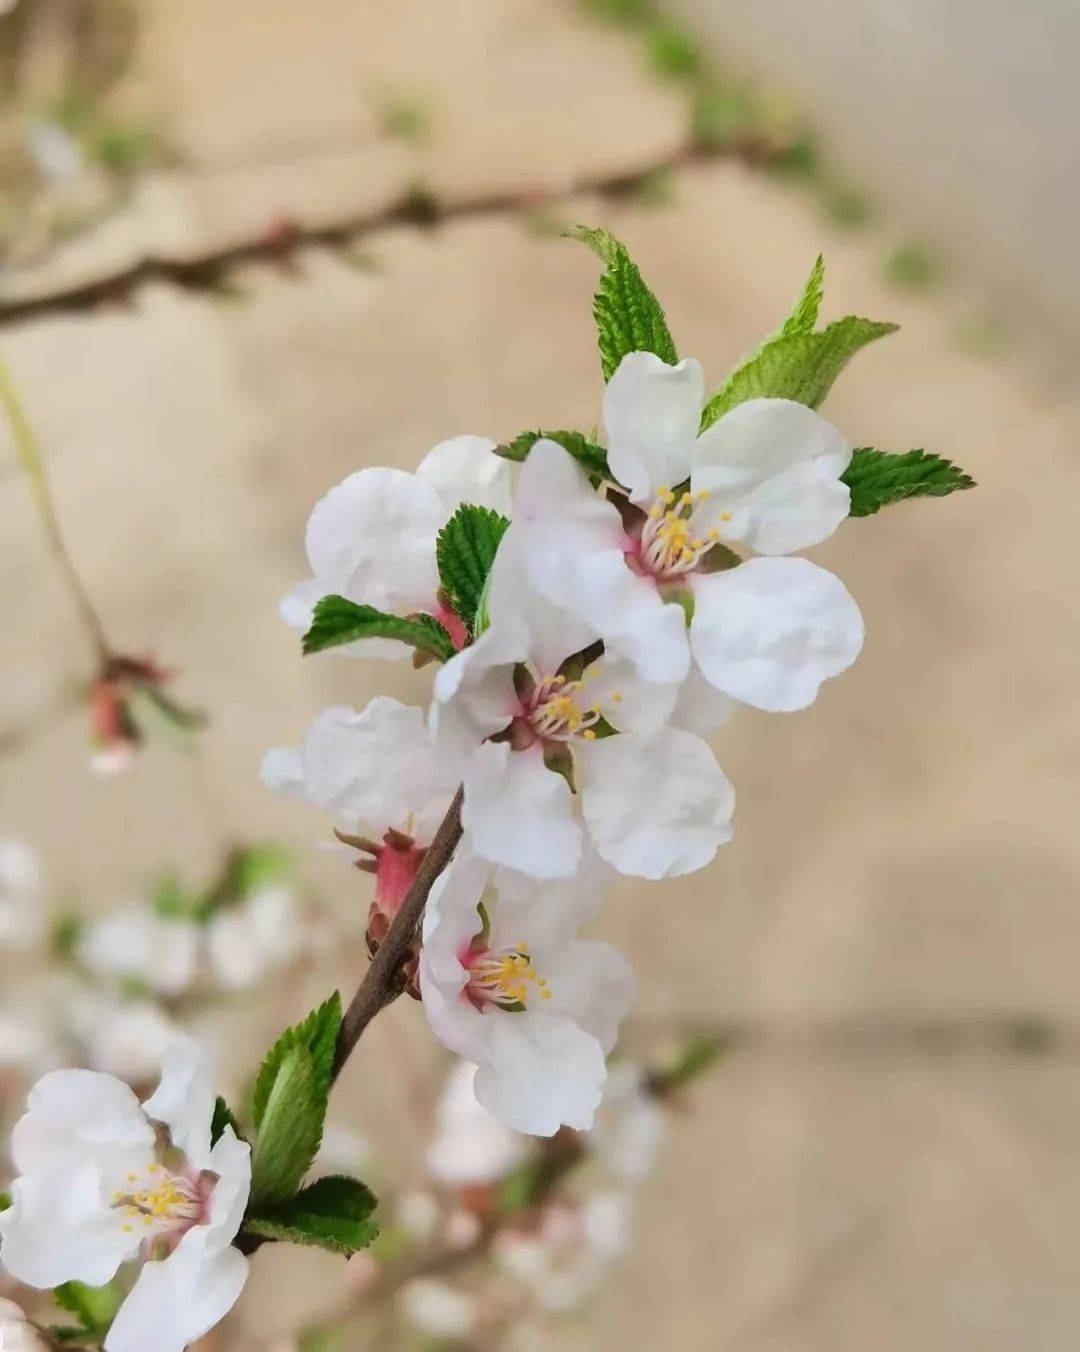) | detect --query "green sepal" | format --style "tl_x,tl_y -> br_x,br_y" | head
701,315 -> 897,428
842,447 -> 976,517
302,596 -> 455,662
494,429 -> 611,481
244,1175 -> 379,1256
565,225 -> 678,380
435,503 -> 510,637
211,1095 -> 243,1146
53,1279 -> 124,1337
